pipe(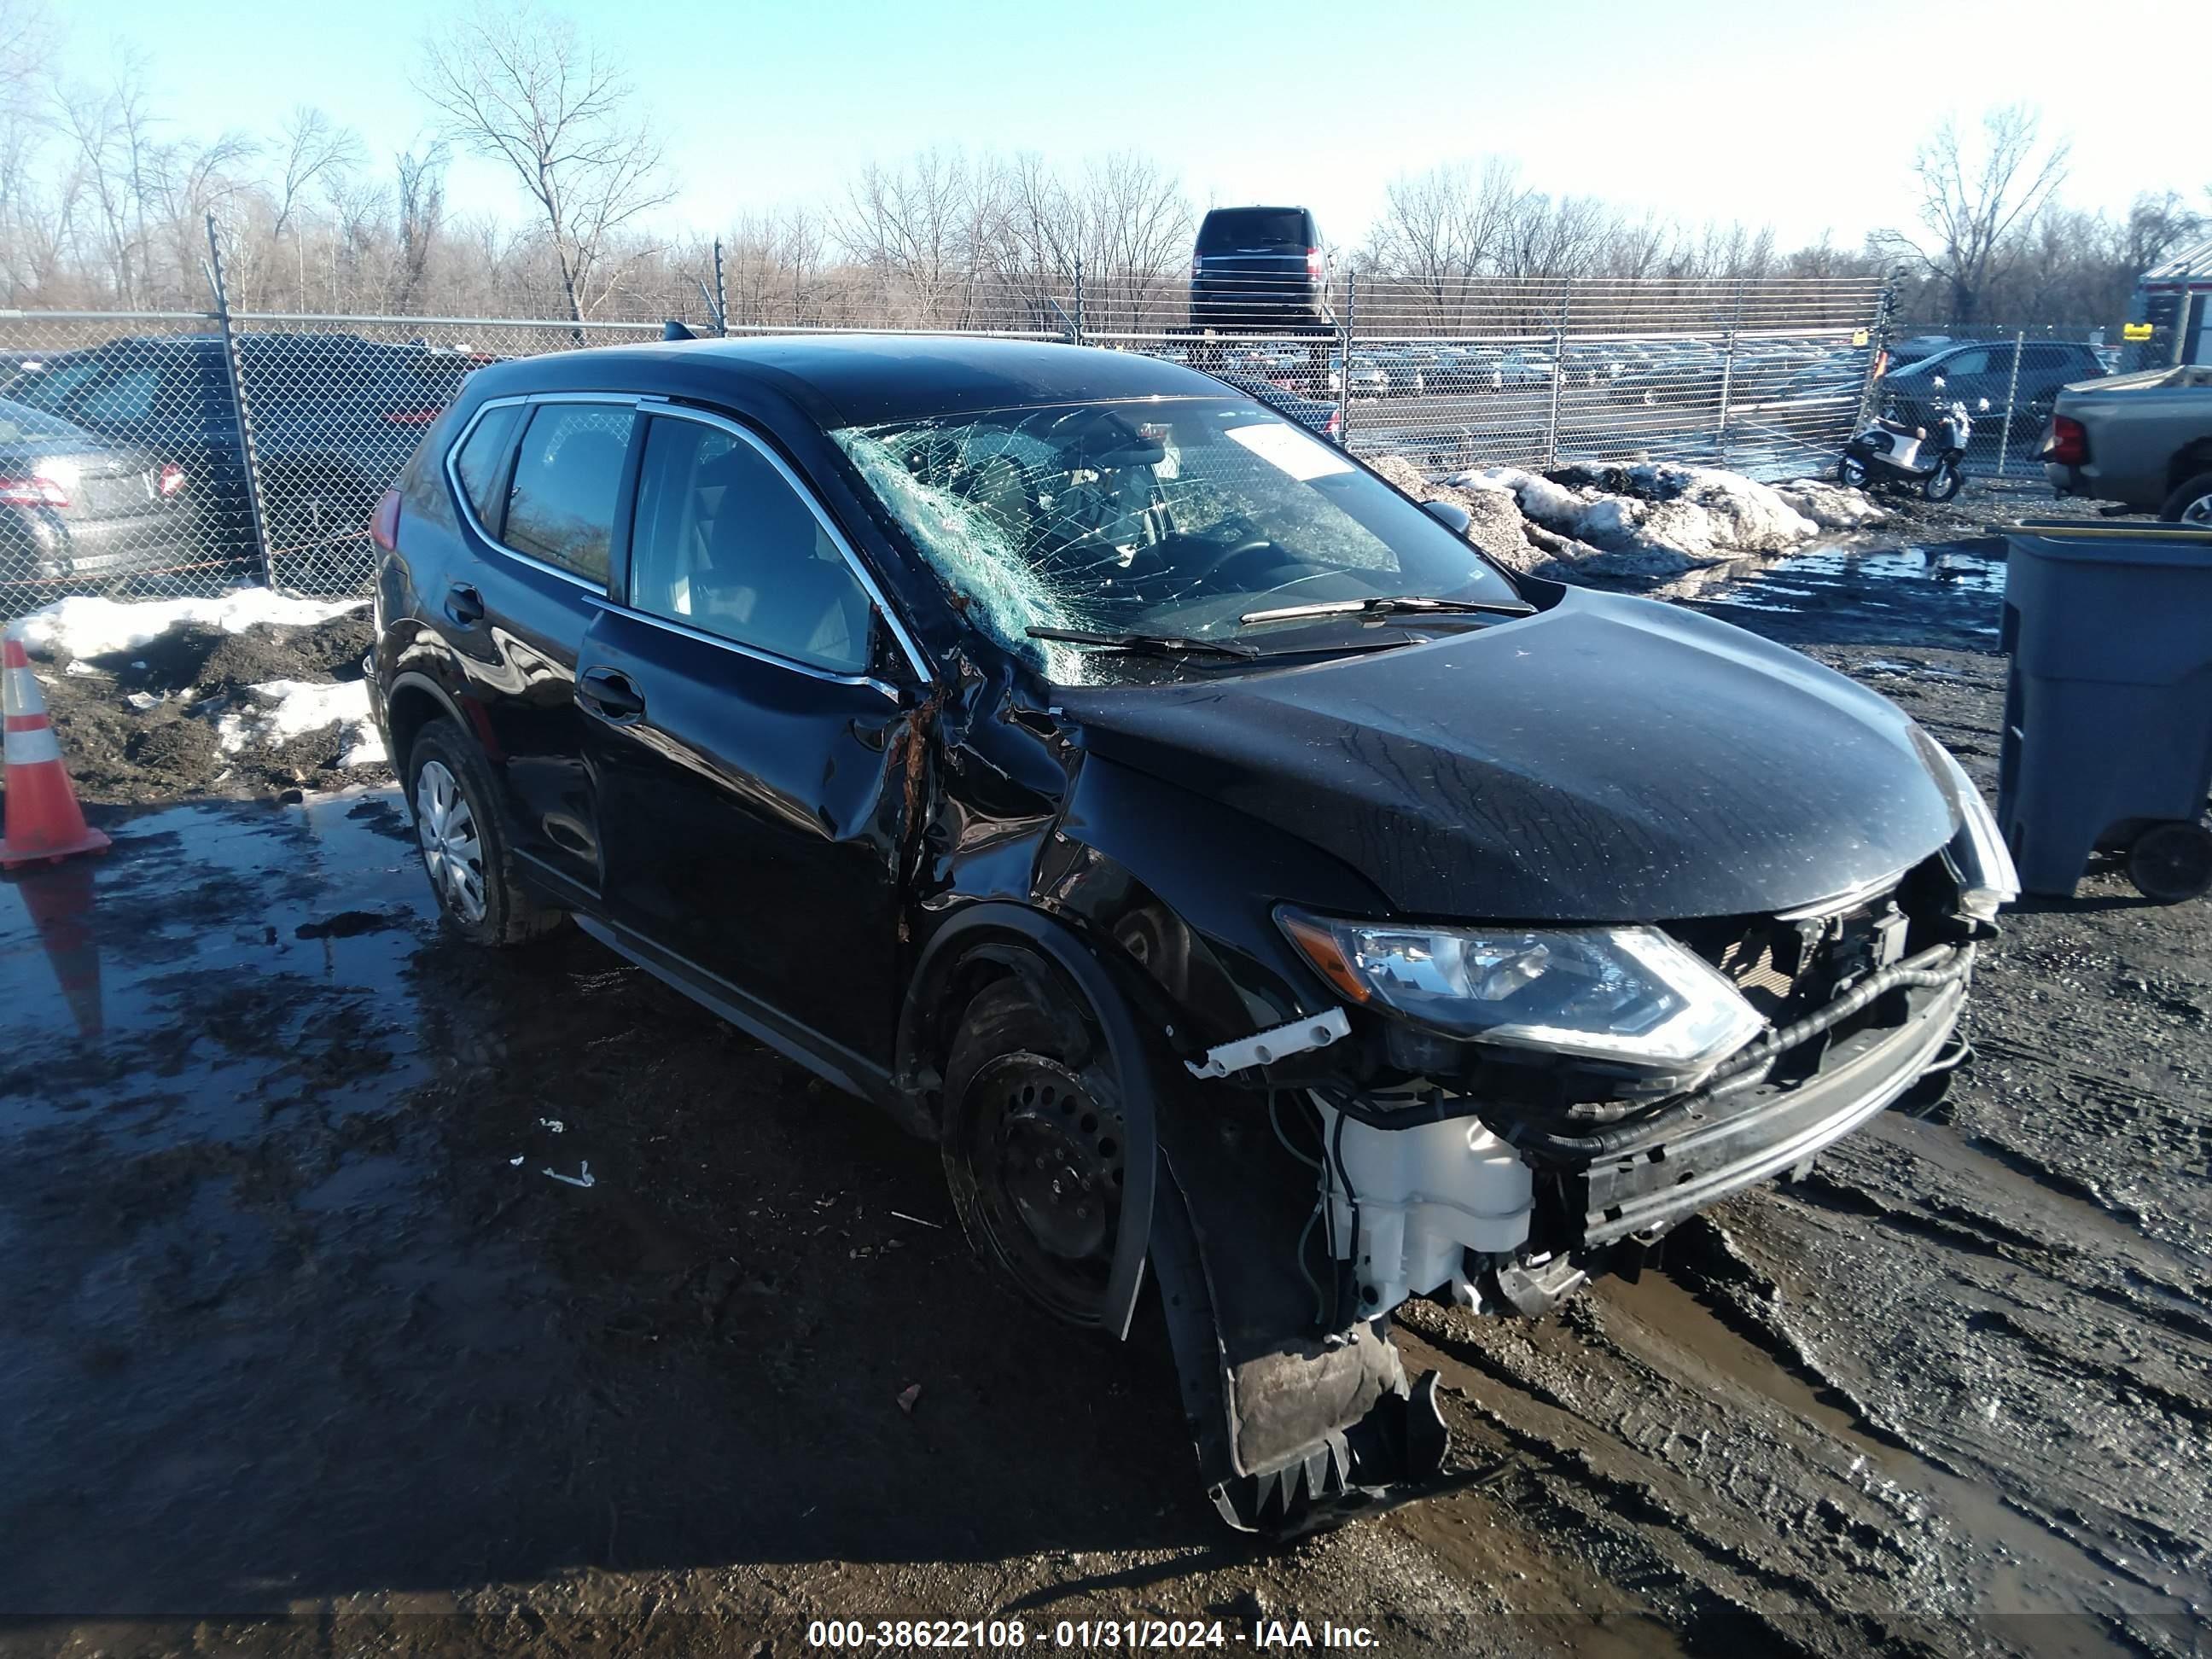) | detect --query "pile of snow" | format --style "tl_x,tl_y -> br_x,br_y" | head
215,678 -> 386,769
1371,454 -> 1884,585
15,591 -> 365,661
